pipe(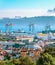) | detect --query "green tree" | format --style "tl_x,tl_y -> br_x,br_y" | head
0,61 -> 5,65
4,53 -> 10,60
10,58 -> 21,65
37,52 -> 55,65
20,56 -> 36,65
5,60 -> 14,65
